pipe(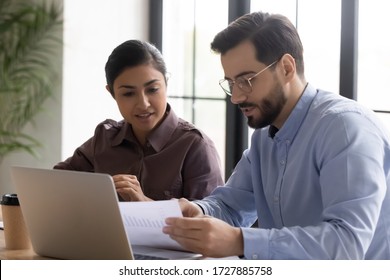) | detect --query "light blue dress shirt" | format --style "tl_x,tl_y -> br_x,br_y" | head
197,84 -> 390,259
